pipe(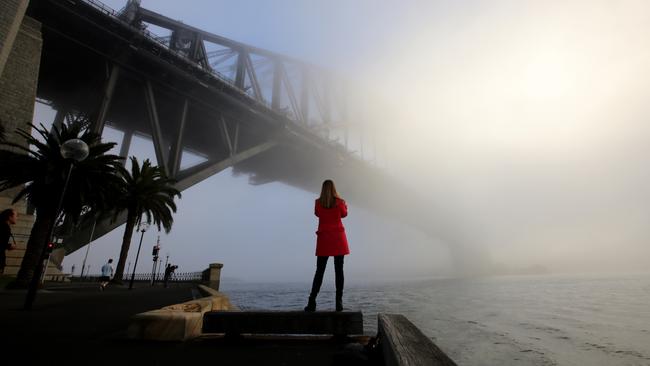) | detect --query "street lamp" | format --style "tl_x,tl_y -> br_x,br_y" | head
129,221 -> 150,290
24,138 -> 89,310
151,236 -> 160,286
